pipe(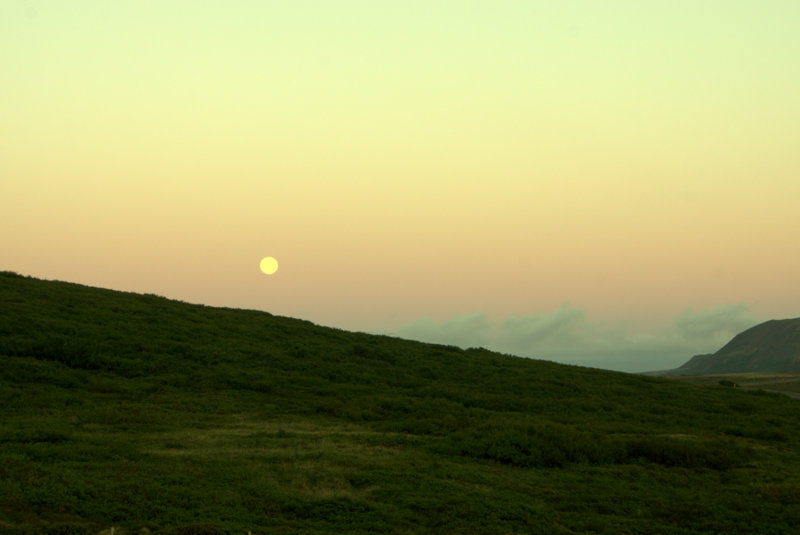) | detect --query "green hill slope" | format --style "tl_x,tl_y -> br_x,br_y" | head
2,271 -> 799,534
